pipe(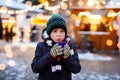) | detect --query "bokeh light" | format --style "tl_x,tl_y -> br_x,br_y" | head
71,14 -> 77,20
106,39 -> 113,46
25,1 -> 32,7
60,2 -> 67,10
0,6 -> 8,13
113,24 -> 119,30
4,45 -> 12,52
117,42 -> 120,49
8,60 -> 16,67
0,64 -> 6,70
6,51 -> 14,58
77,0 -> 84,7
